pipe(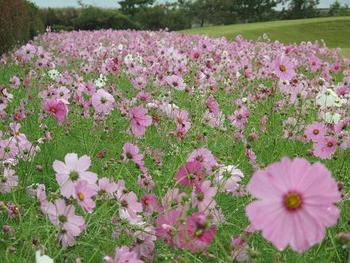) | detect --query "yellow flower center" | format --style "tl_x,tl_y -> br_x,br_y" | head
78,192 -> 85,201
279,64 -> 287,72
283,192 -> 302,210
